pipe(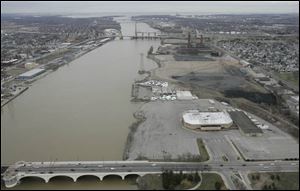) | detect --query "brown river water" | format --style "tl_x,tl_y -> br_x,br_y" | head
1,17 -> 160,189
